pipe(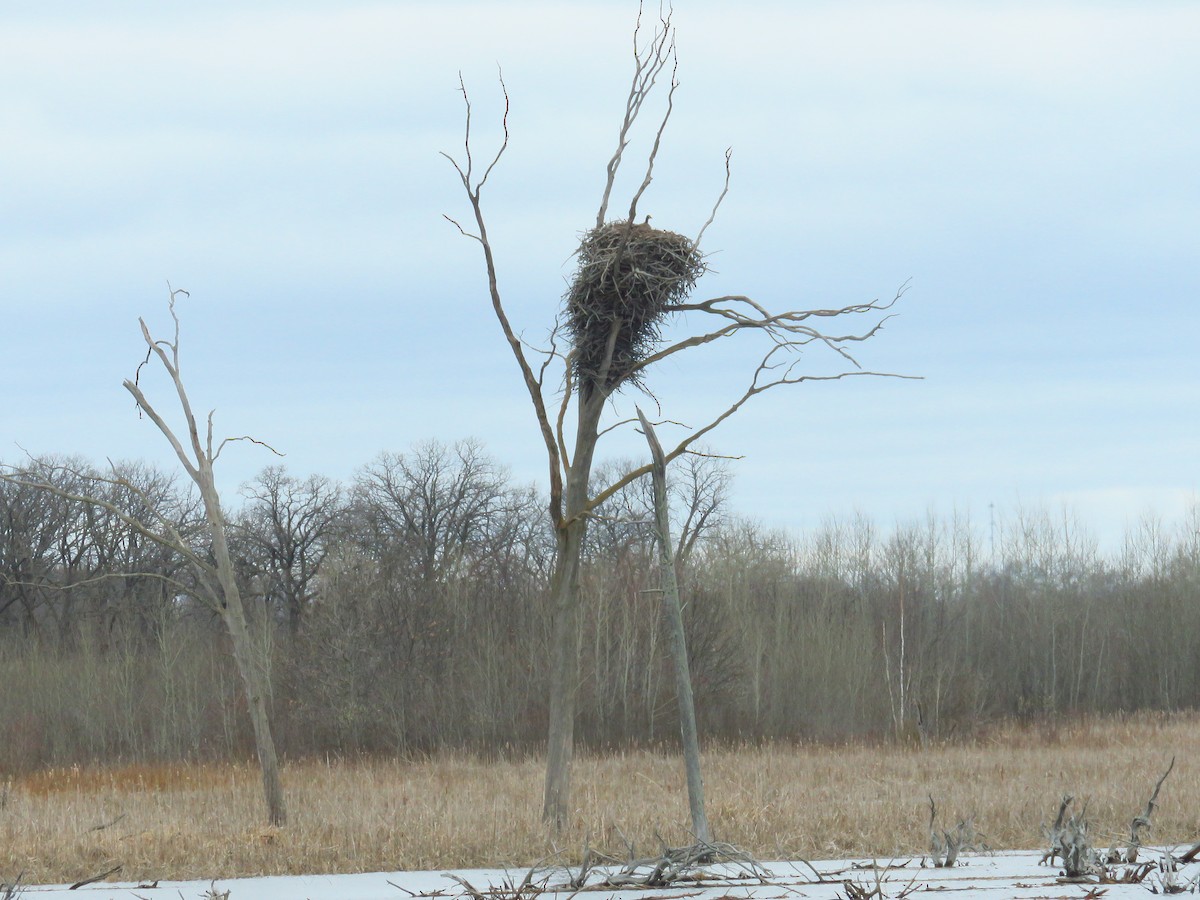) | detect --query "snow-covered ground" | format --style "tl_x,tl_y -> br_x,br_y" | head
14,850 -> 1198,900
